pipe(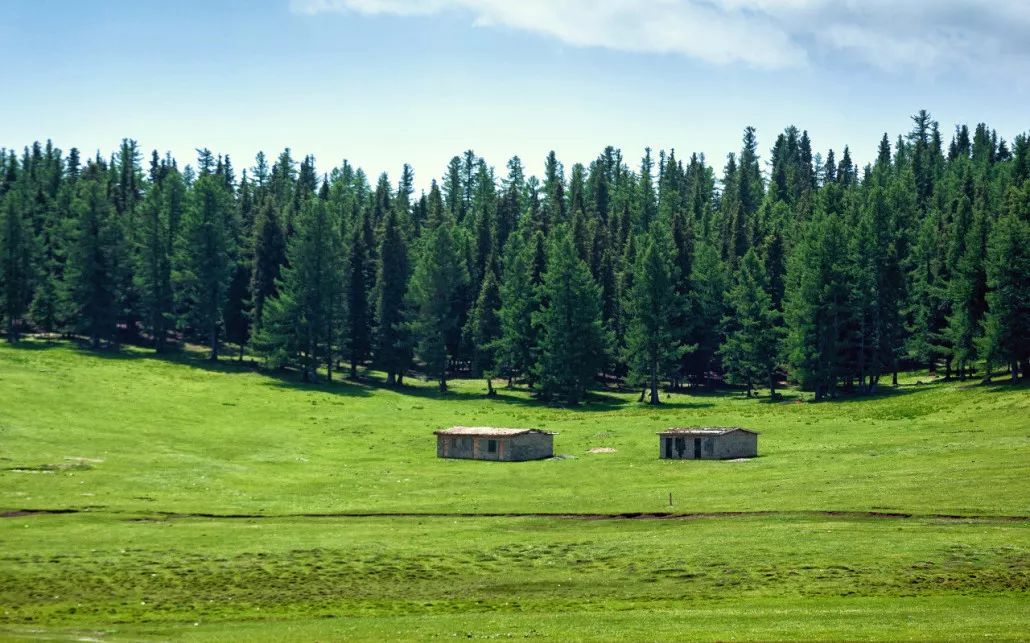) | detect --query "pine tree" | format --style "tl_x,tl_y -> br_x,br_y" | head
622,226 -> 685,404
783,205 -> 850,399
30,175 -> 65,340
947,196 -> 989,379
533,226 -> 606,404
65,162 -> 123,348
134,163 -> 184,351
683,239 -> 727,386
255,198 -> 343,381
174,173 -> 234,359
0,179 -> 34,342
493,233 -> 537,387
541,151 -> 566,230
249,197 -> 286,334
409,209 -> 467,391
466,261 -> 501,395
636,148 -> 657,232
721,248 -> 782,397
373,208 -> 411,385
978,187 -> 1030,382
345,210 -> 373,378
